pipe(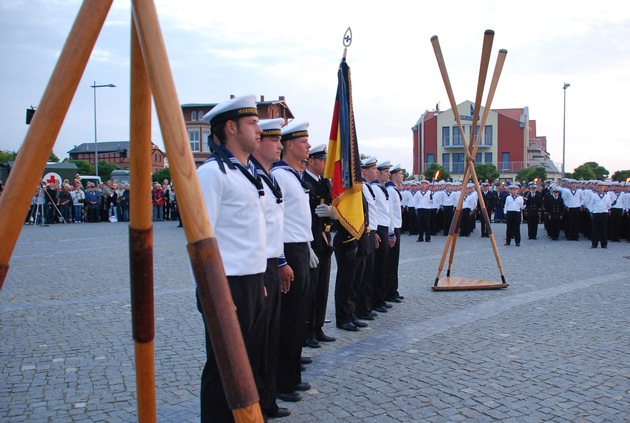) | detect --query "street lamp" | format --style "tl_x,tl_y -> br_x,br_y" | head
562,82 -> 570,177
91,81 -> 116,177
